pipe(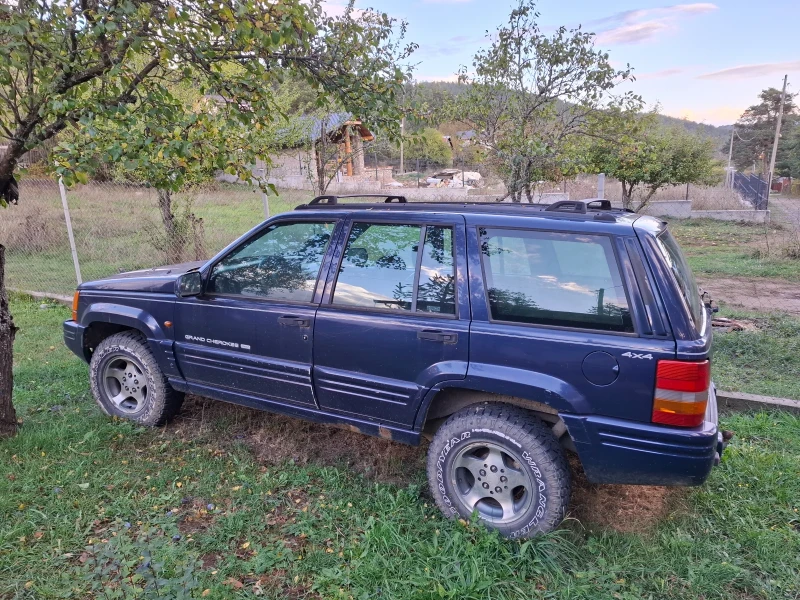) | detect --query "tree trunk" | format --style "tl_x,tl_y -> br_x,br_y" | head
621,181 -> 633,211
157,189 -> 183,264
0,244 -> 18,437
0,144 -> 23,206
